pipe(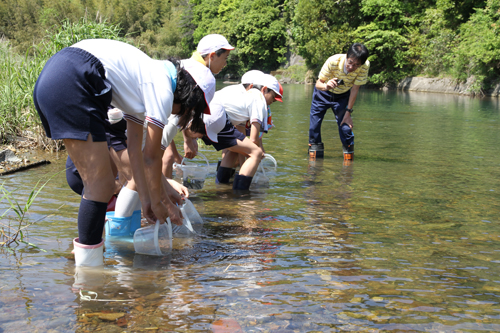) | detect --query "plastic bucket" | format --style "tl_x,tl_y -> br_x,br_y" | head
176,153 -> 209,189
133,220 -> 173,256
261,154 -> 277,174
181,199 -> 203,225
172,199 -> 203,237
251,154 -> 277,187
171,213 -> 195,237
